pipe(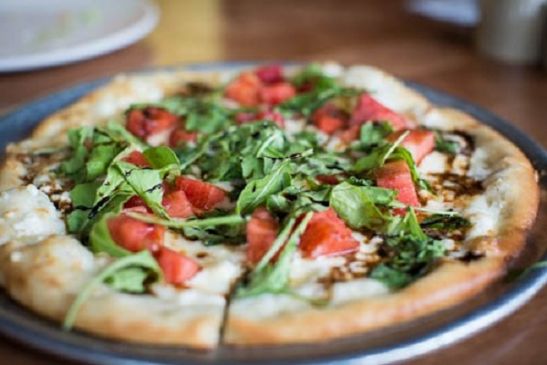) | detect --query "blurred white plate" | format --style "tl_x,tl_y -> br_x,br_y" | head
0,0 -> 158,72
